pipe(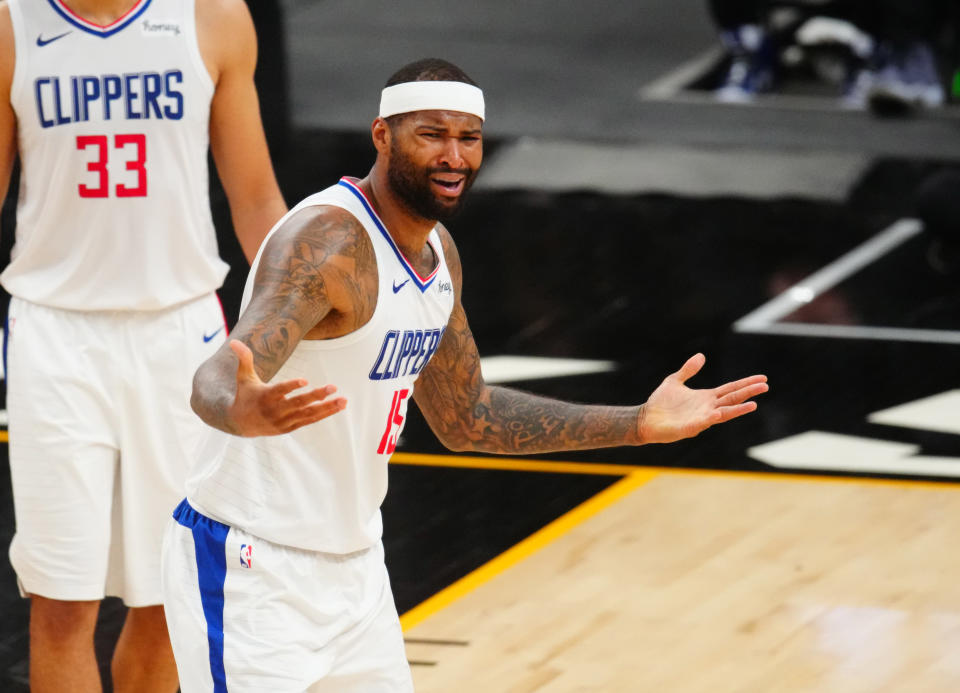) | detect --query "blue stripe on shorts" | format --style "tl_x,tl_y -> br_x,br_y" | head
173,499 -> 230,693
